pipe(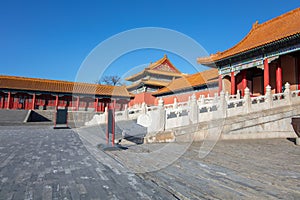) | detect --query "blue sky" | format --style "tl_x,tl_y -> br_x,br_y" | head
0,1 -> 299,84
